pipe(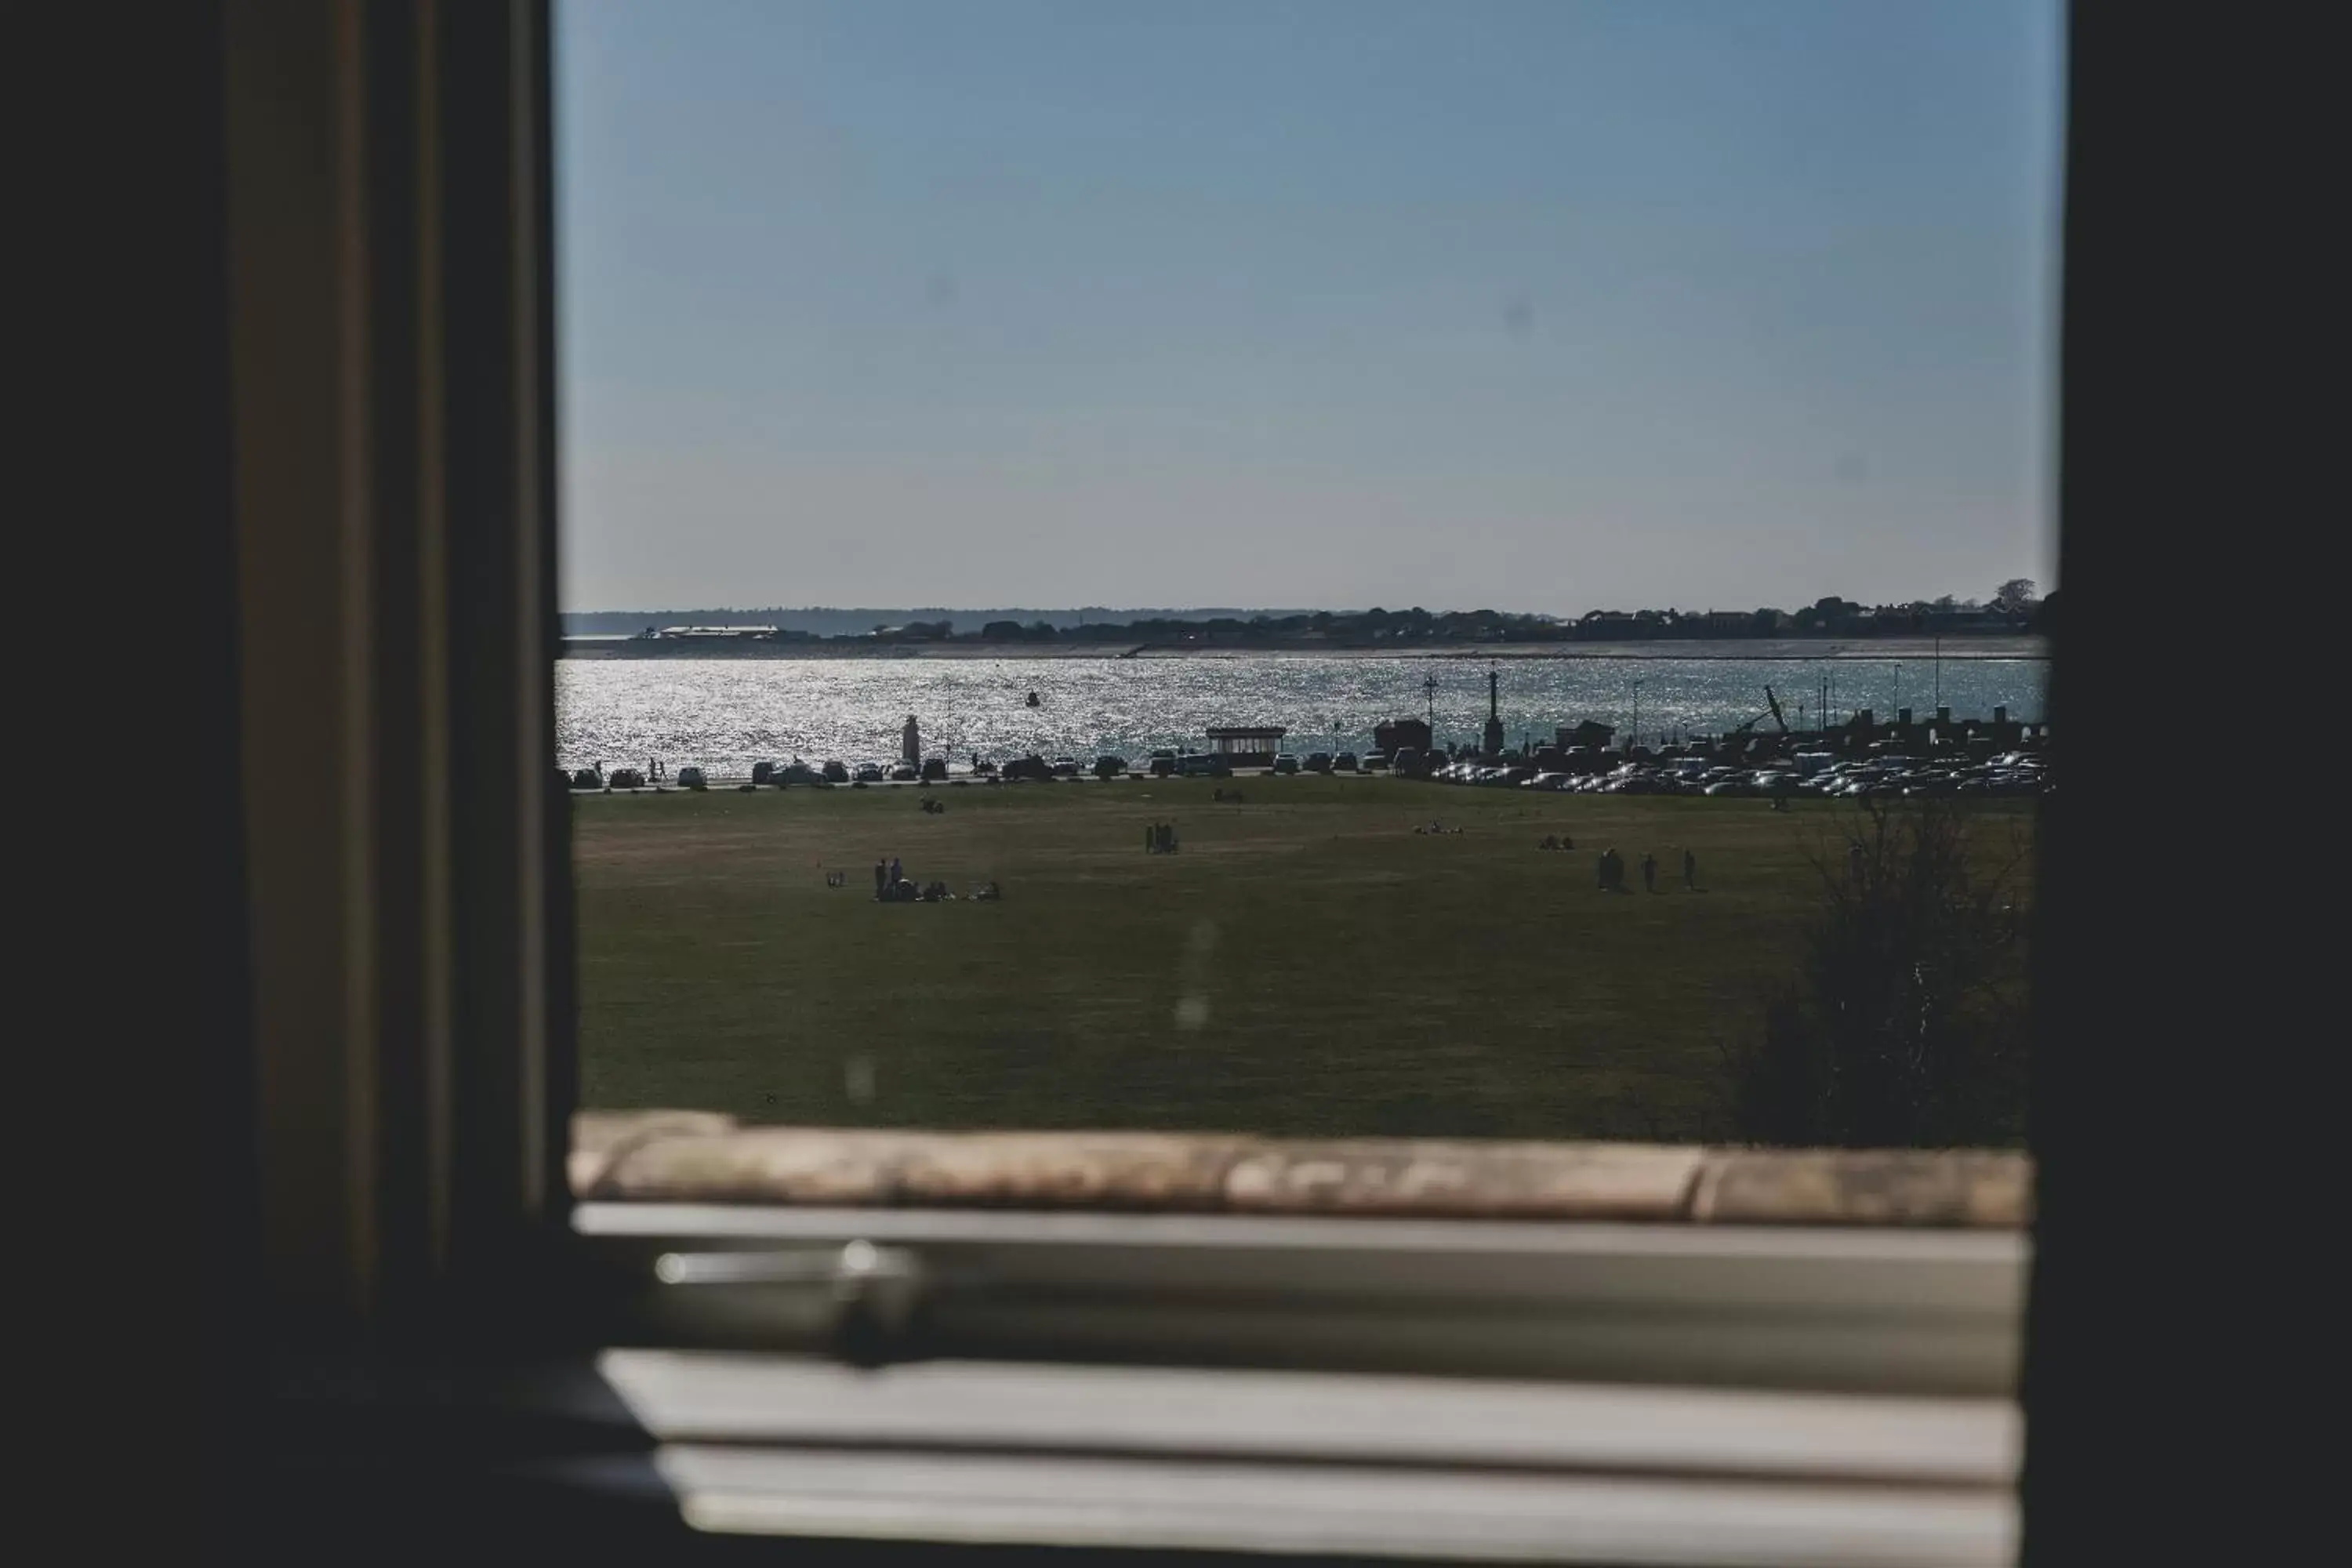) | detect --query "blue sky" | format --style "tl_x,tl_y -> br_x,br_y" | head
557,0 -> 2063,613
